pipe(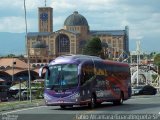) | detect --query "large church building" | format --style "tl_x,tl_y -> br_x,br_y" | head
26,6 -> 129,63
